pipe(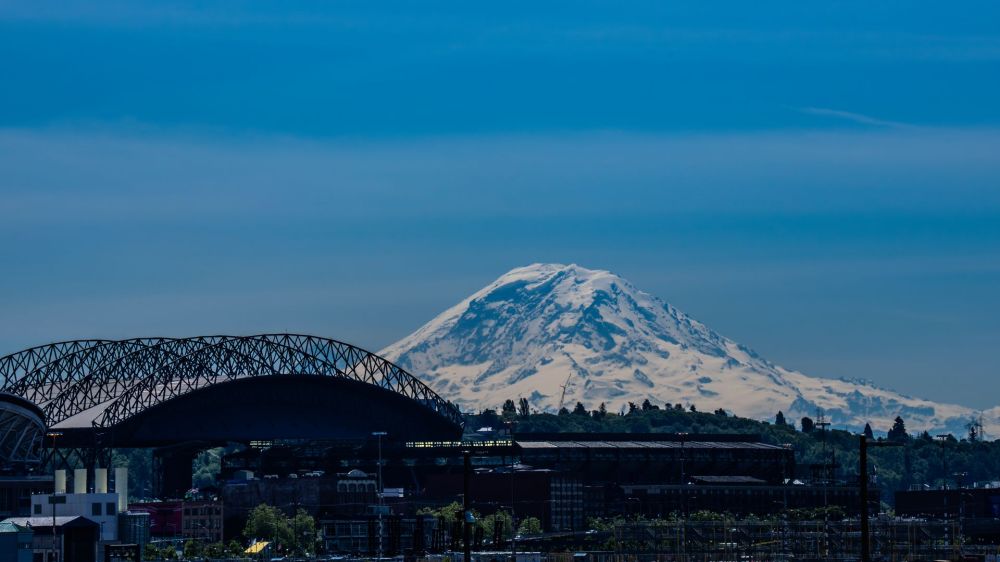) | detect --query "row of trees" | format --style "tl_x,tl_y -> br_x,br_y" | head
494,395 -> 944,448
145,540 -> 245,560
417,501 -> 543,540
